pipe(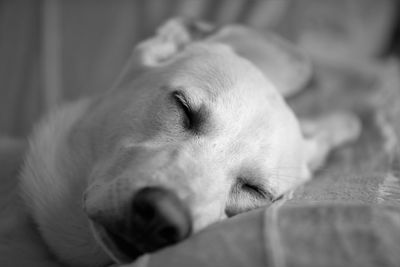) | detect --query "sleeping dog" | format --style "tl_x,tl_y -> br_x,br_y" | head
2,19 -> 361,266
